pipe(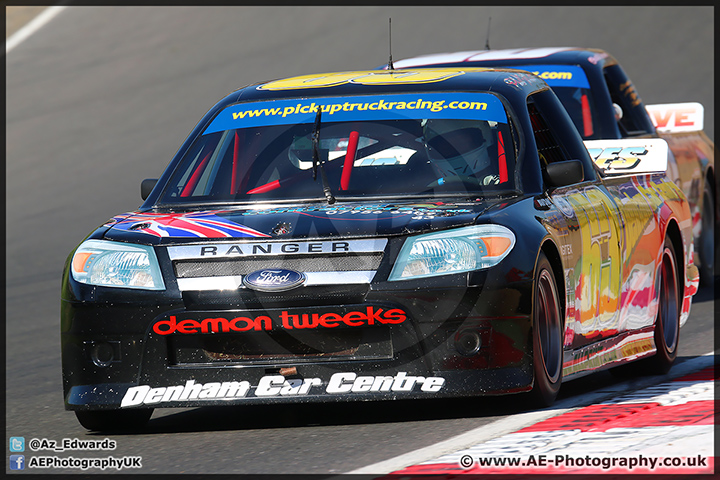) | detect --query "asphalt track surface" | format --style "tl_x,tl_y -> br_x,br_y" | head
5,6 -> 715,475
